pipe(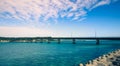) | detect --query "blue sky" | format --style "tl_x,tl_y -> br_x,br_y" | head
0,0 -> 120,37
